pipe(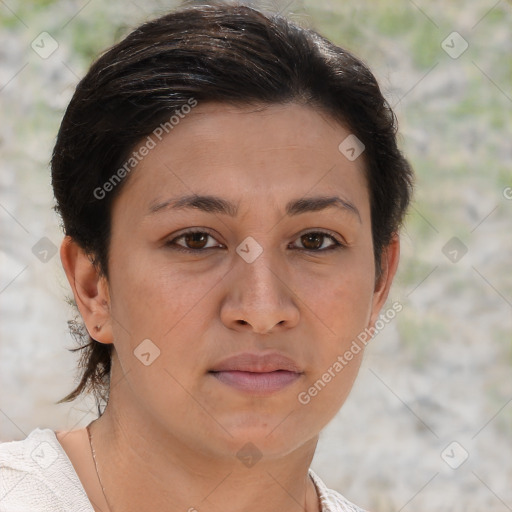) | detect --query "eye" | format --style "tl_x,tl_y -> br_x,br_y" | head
166,230 -> 223,253
290,230 -> 344,252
